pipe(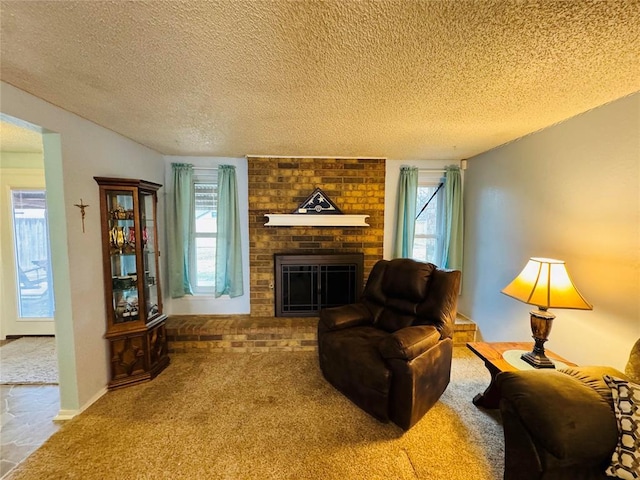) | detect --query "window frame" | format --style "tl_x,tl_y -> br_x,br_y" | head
10,188 -> 55,318
190,169 -> 218,295
412,170 -> 445,265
